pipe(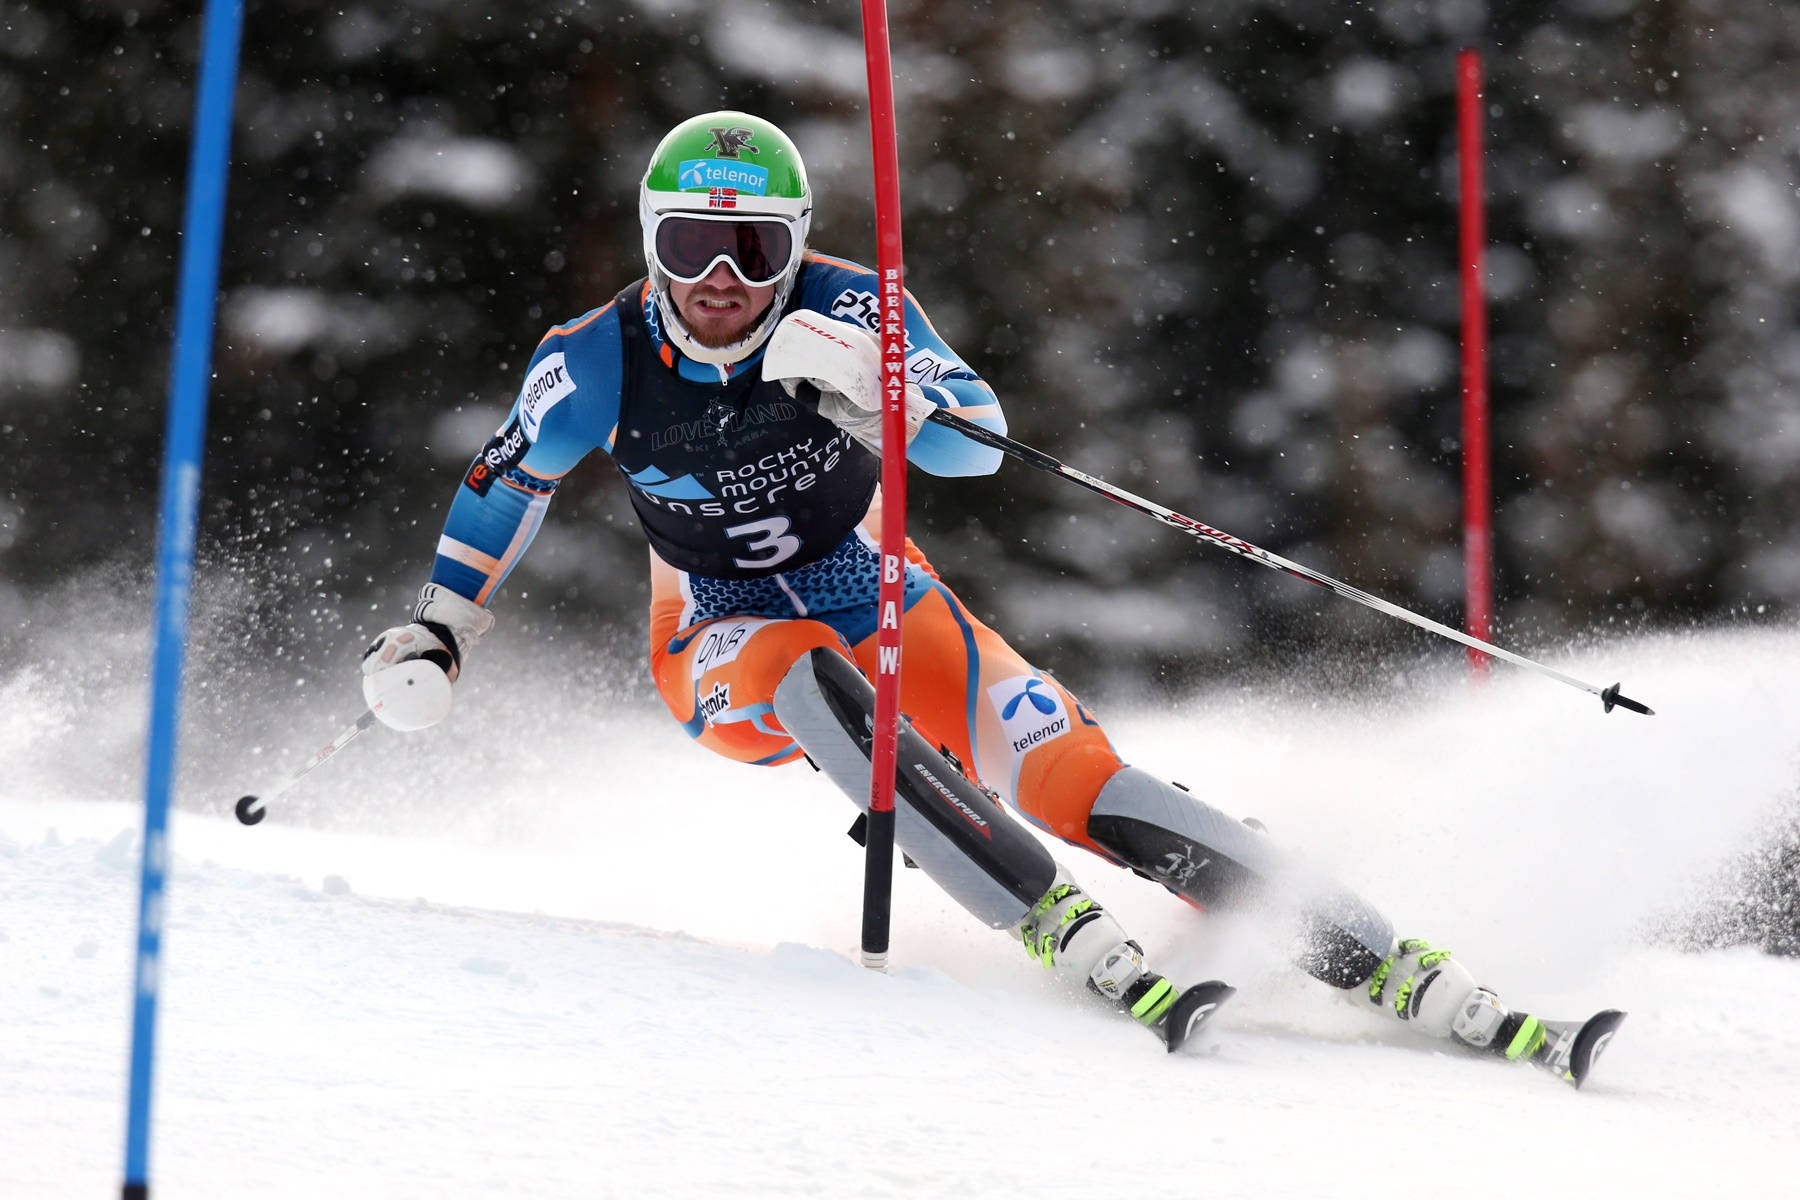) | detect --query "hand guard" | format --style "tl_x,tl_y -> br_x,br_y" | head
361,584 -> 495,685
360,586 -> 493,730
763,311 -> 937,454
